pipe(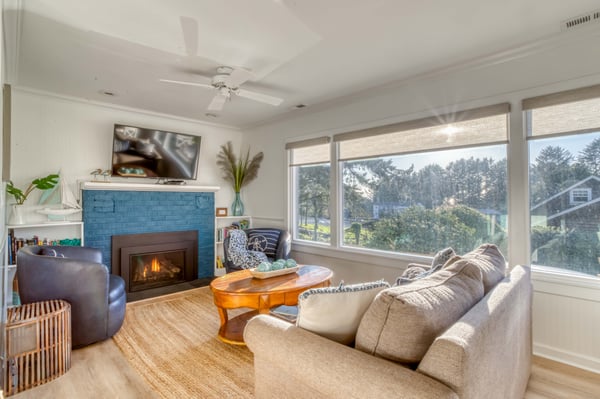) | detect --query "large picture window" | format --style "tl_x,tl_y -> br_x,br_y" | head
335,104 -> 509,256
525,85 -> 600,276
287,138 -> 331,244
